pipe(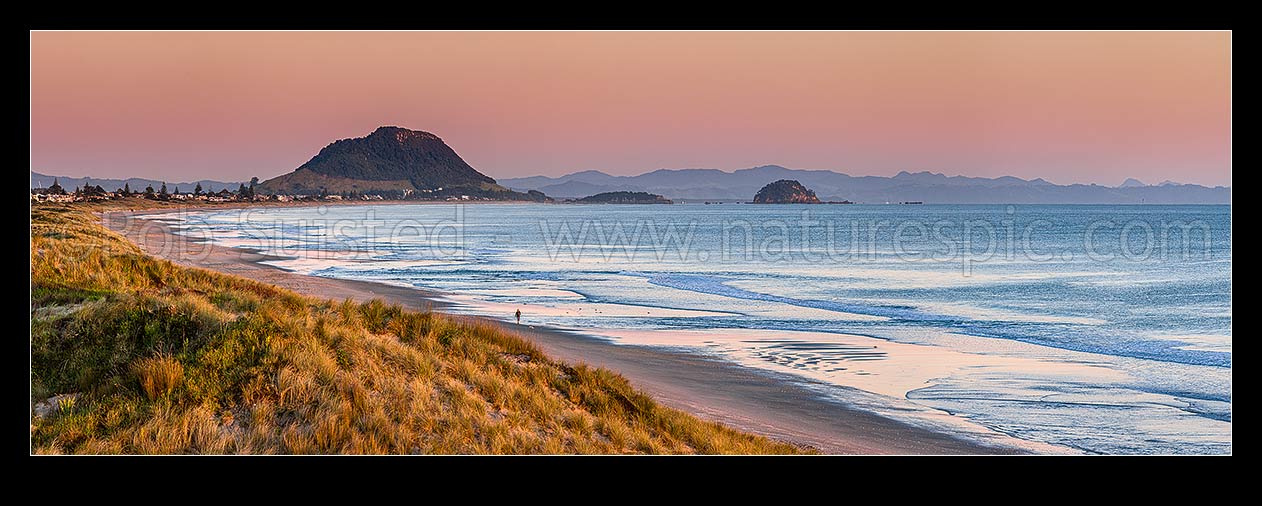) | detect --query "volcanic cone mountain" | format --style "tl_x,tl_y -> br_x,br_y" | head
260,126 -> 546,201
